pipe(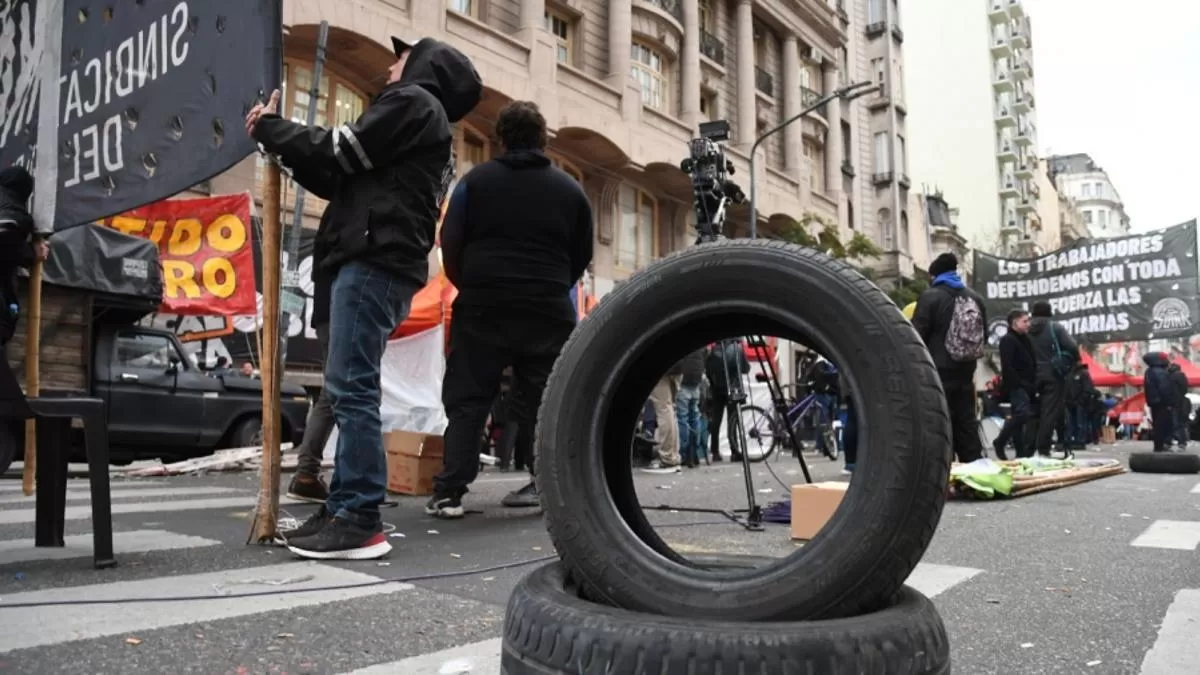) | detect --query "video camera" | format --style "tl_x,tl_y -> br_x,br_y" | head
680,120 -> 745,243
